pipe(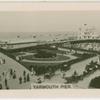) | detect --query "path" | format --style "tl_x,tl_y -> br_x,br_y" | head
0,52 -> 30,89
22,53 -> 77,64
74,70 -> 100,88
